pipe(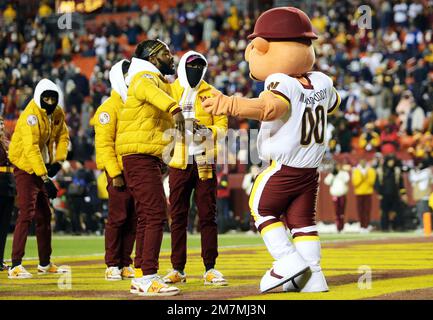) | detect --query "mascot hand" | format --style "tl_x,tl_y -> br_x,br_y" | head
202,89 -> 233,116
